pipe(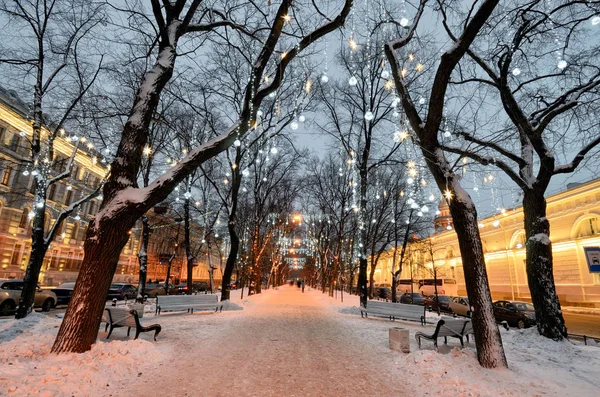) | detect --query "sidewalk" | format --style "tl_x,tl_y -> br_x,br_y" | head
123,285 -> 411,397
